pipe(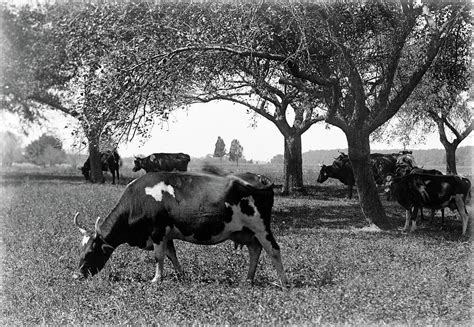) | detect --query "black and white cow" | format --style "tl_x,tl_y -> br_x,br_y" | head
79,150 -> 121,184
132,153 -> 190,173
73,171 -> 288,287
388,173 -> 471,236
